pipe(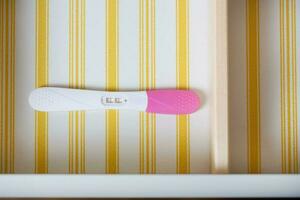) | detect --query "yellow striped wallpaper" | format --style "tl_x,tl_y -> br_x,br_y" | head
176,0 -> 190,174
280,0 -> 298,173
229,0 -> 299,173
0,0 -> 15,173
246,0 -> 261,173
106,0 -> 119,174
0,0 -> 299,174
139,0 -> 156,174
35,0 -> 49,173
68,0 -> 86,174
